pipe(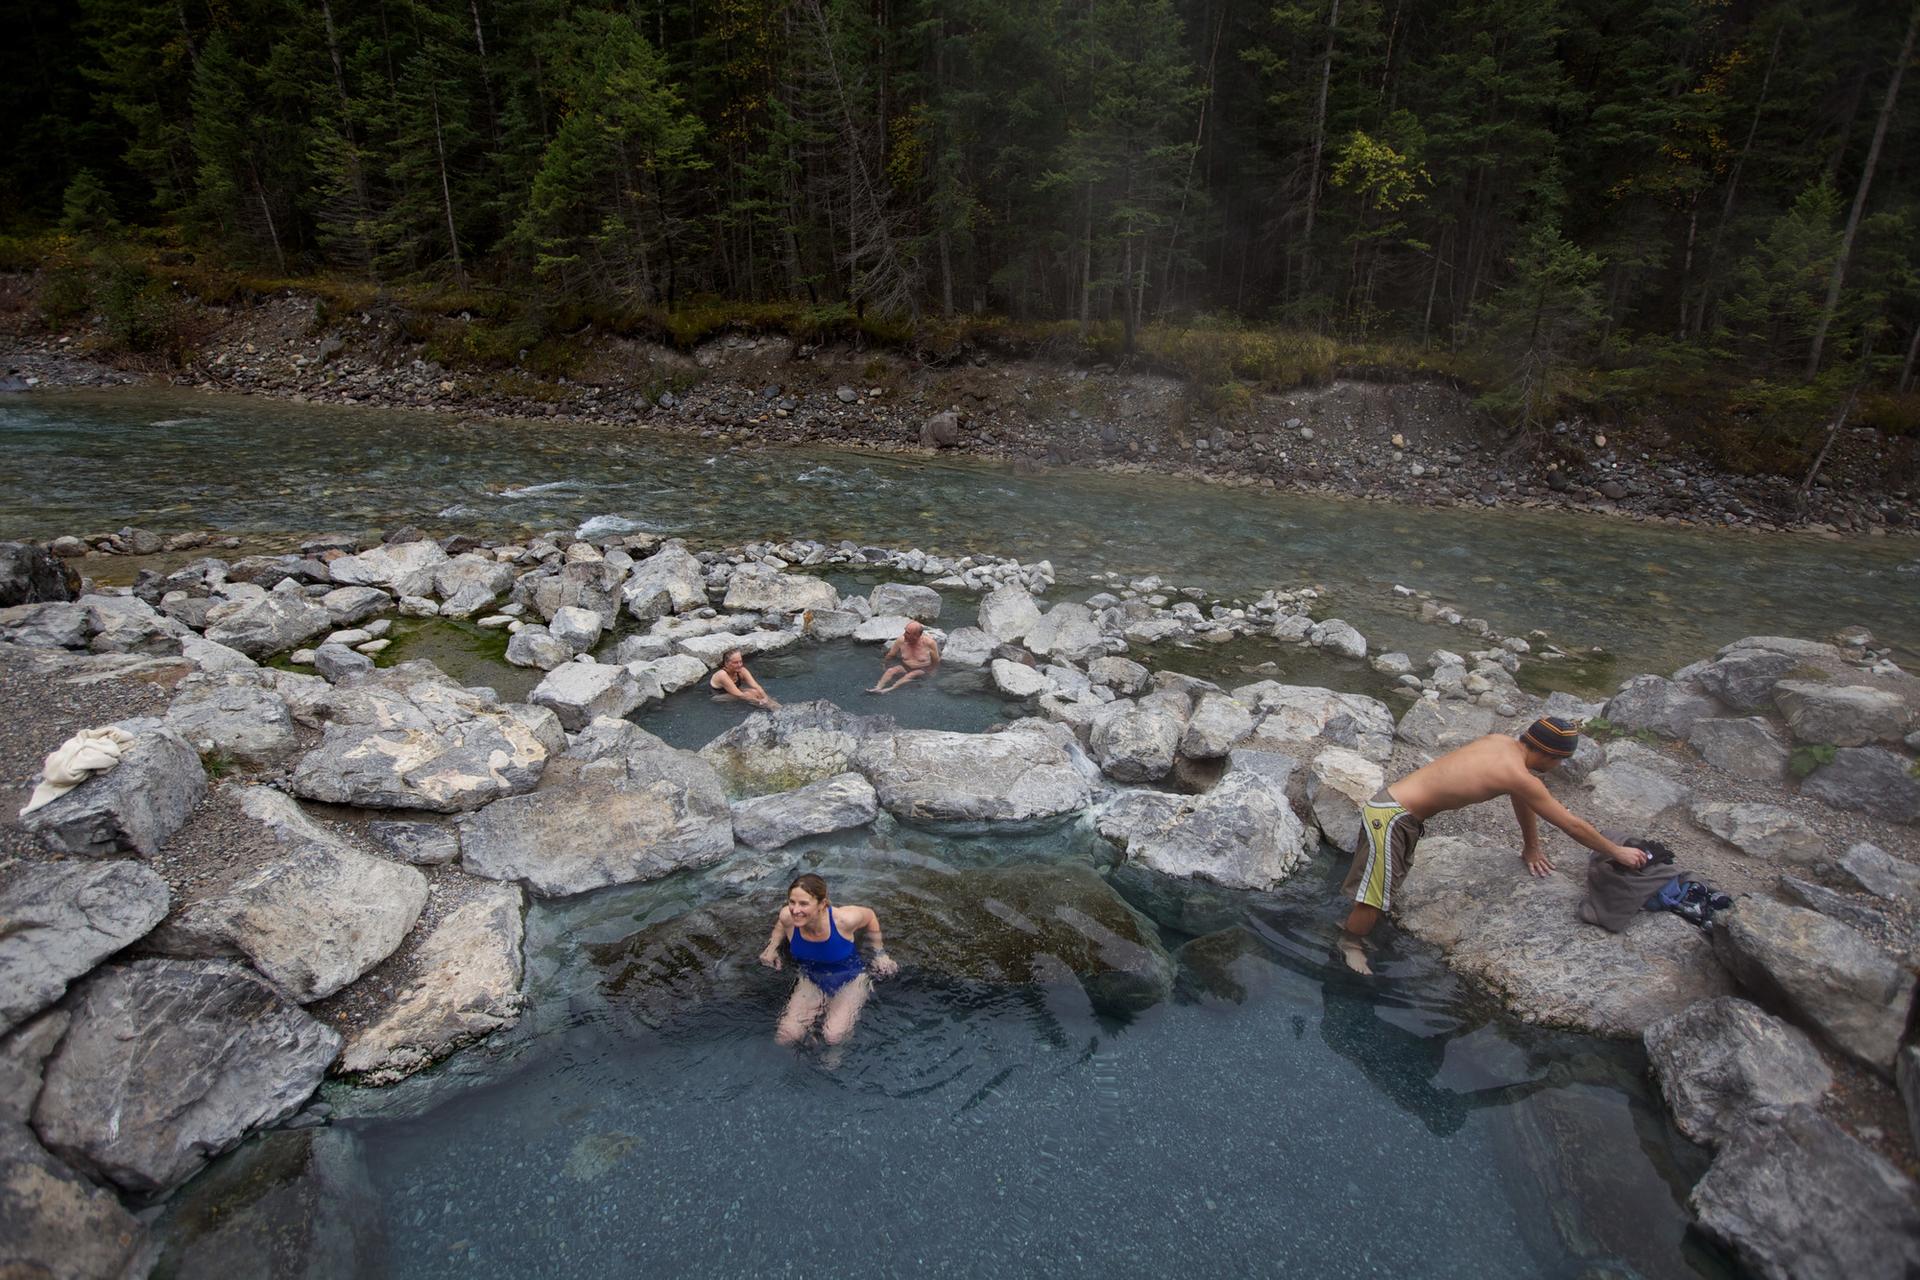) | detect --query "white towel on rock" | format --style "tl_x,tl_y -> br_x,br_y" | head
20,727 -> 138,815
